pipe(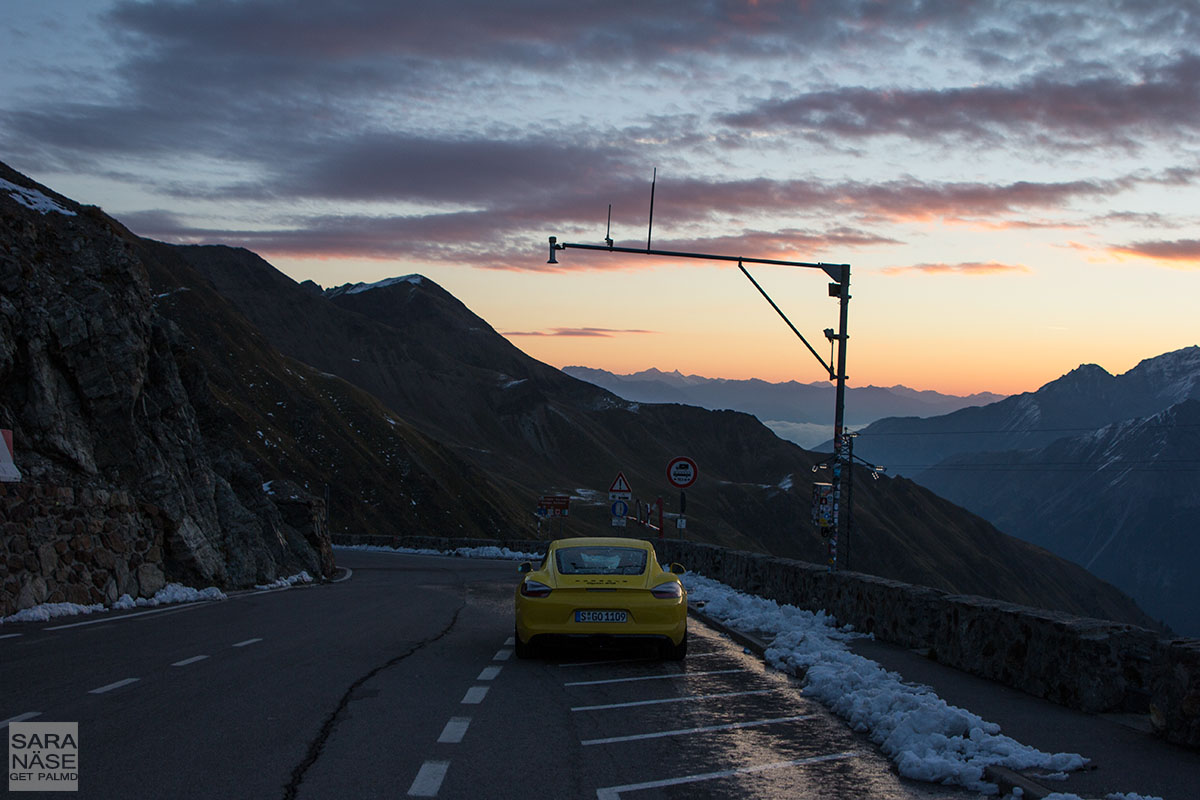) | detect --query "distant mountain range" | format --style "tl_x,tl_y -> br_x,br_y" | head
562,366 -> 1005,447
846,346 -> 1200,635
